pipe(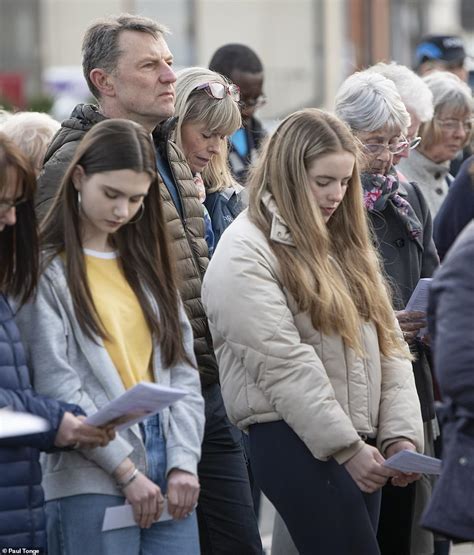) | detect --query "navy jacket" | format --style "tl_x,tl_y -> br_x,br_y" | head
228,117 -> 266,184
204,188 -> 245,248
422,221 -> 474,541
0,294 -> 81,549
434,155 -> 474,261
